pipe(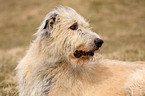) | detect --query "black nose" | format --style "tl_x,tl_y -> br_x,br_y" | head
94,38 -> 104,48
